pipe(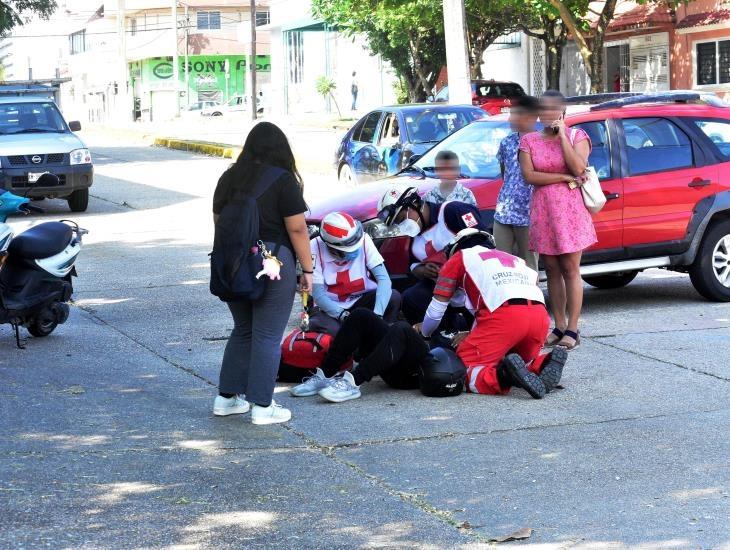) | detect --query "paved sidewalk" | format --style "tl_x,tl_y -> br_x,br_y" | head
1,141 -> 729,548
